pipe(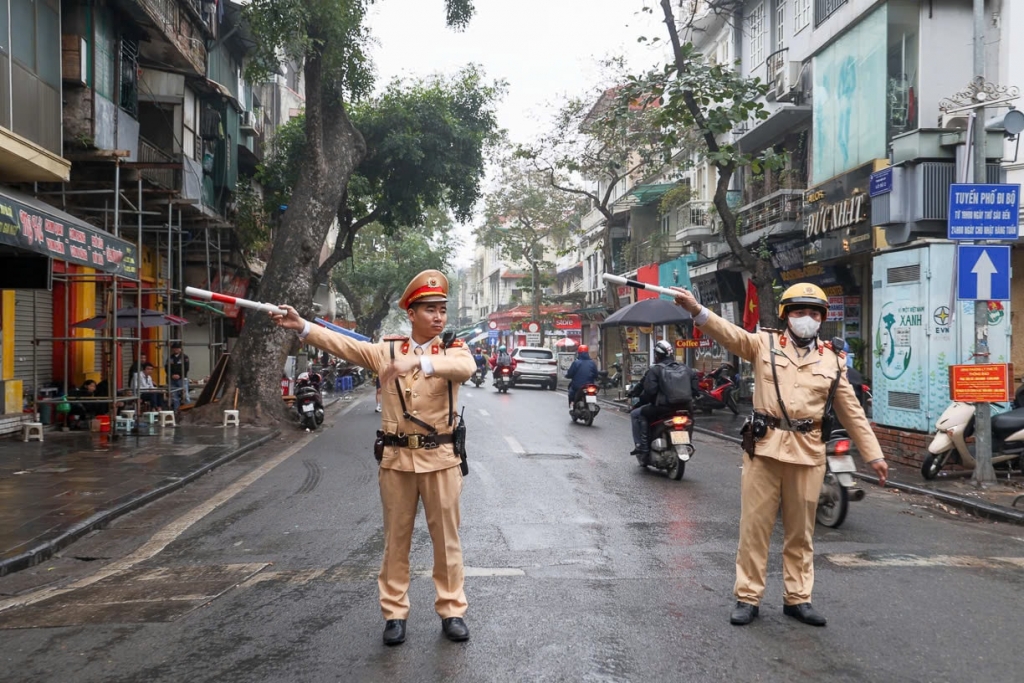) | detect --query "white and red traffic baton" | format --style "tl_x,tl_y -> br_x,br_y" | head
185,286 -> 287,315
602,273 -> 685,300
